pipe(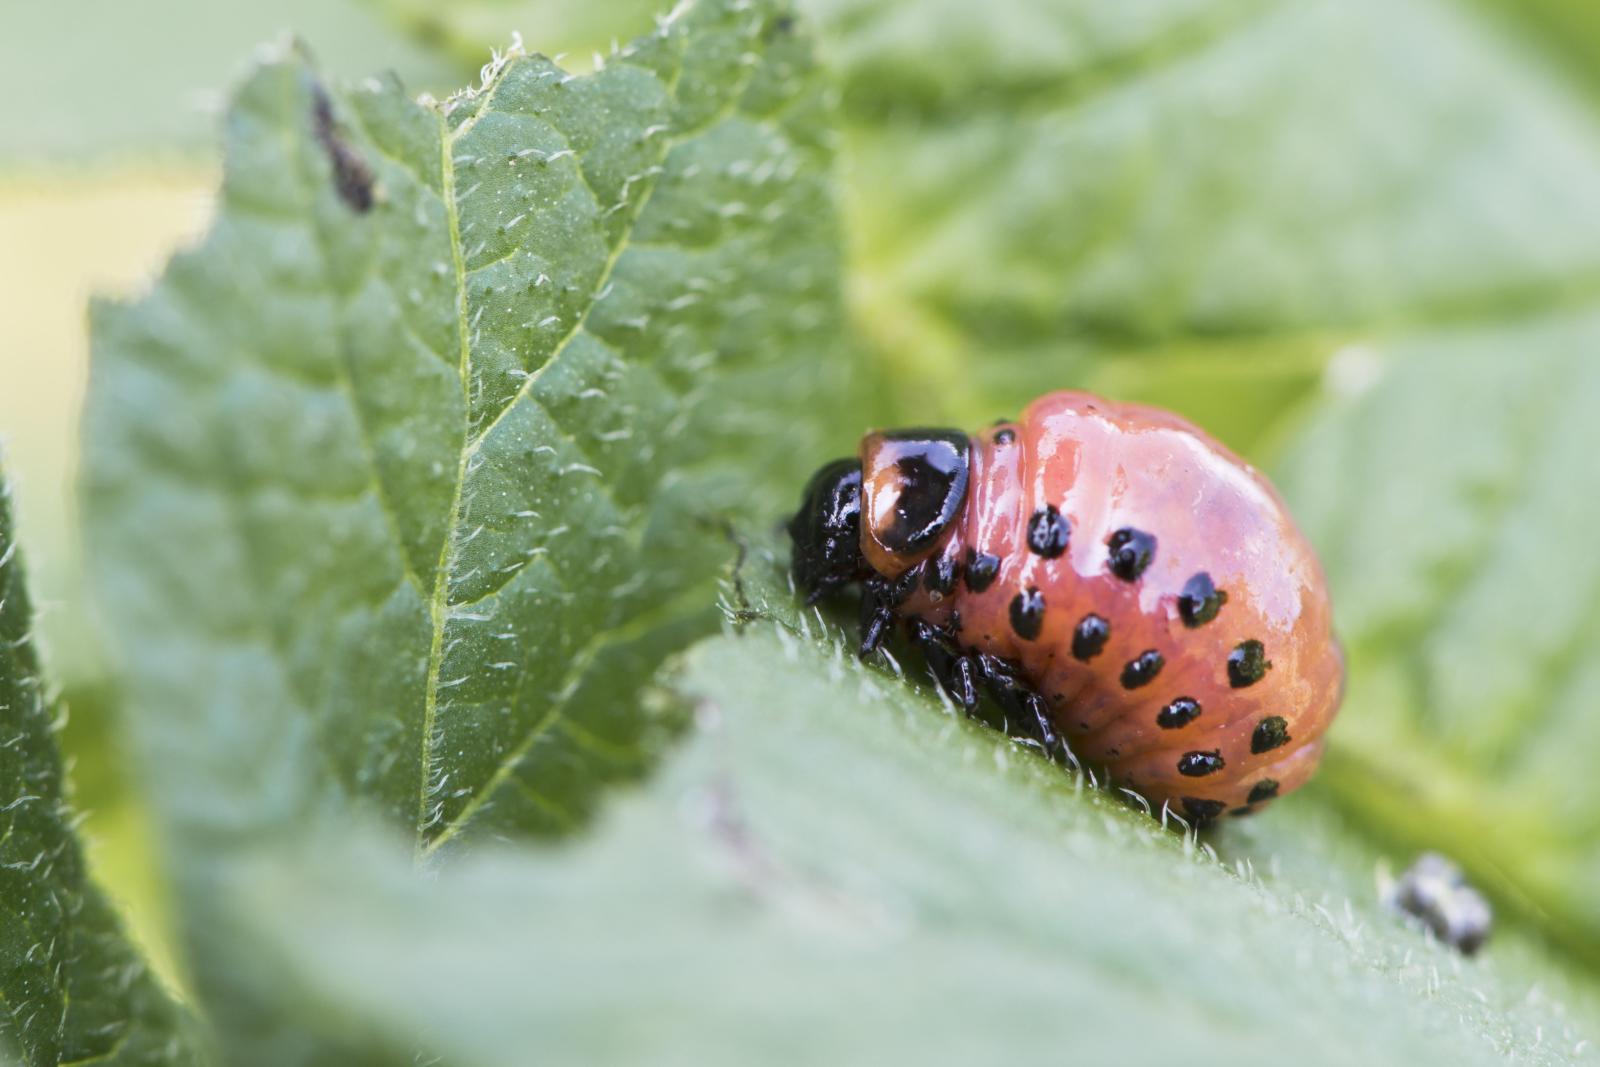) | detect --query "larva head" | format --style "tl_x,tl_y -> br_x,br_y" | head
788,459 -> 867,603
857,429 -> 971,579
